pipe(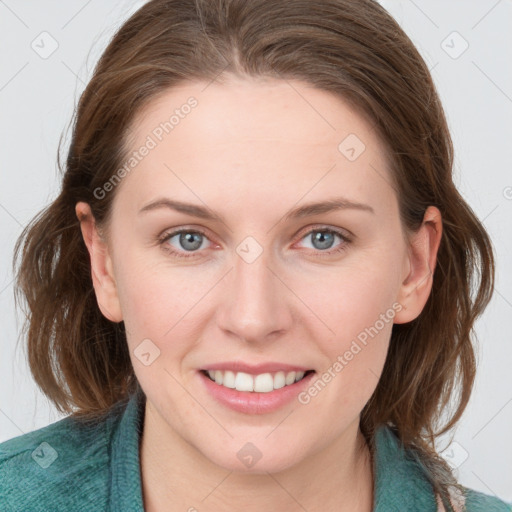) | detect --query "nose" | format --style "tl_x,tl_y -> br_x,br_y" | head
216,243 -> 293,344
